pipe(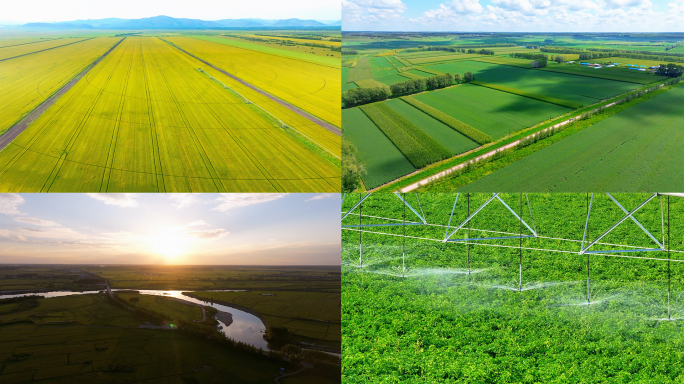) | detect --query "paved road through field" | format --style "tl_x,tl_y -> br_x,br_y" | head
161,38 -> 341,137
